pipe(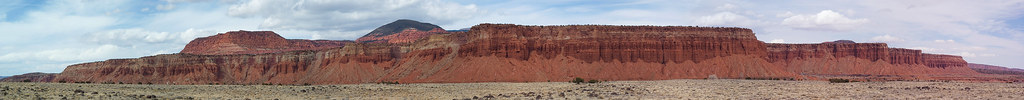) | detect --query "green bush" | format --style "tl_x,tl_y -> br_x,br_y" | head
571,77 -> 585,84
380,81 -> 400,84
587,80 -> 600,83
829,78 -> 852,83
22,79 -> 31,82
